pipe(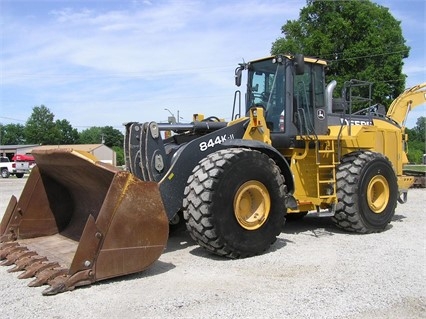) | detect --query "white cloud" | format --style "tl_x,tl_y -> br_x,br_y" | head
1,0 -> 423,129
